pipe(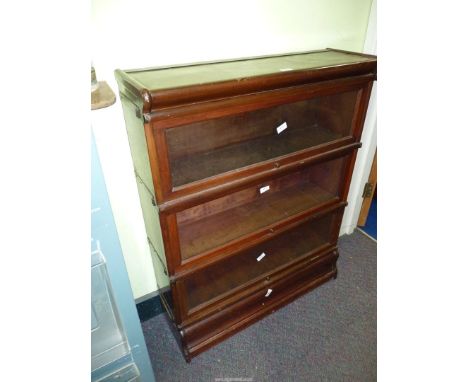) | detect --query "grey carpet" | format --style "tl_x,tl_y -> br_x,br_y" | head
141,231 -> 376,382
